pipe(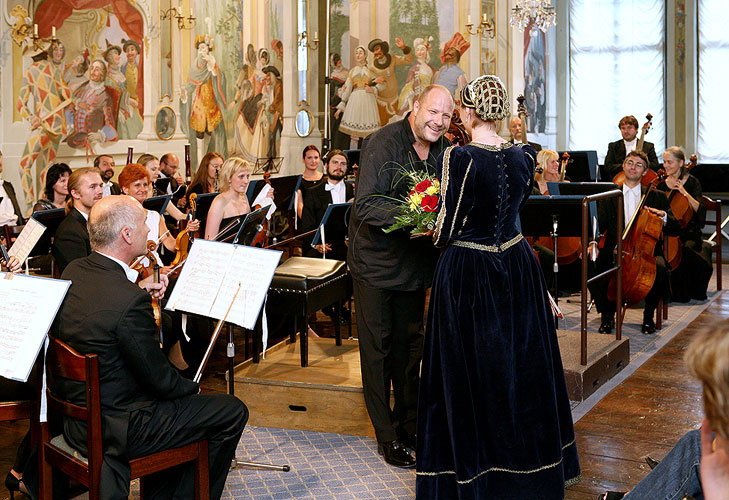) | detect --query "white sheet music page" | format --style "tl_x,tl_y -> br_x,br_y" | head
166,239 -> 234,316
7,218 -> 46,263
209,245 -> 282,329
0,273 -> 70,381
